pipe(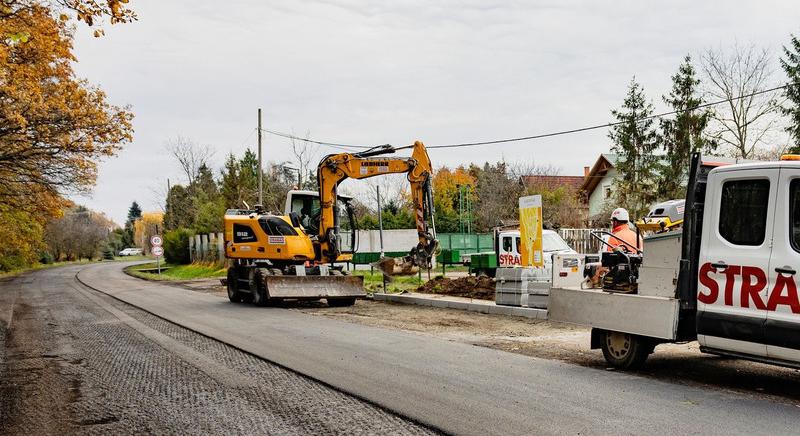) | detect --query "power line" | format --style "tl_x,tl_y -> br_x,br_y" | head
426,83 -> 789,149
258,82 -> 791,151
260,128 -> 377,150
